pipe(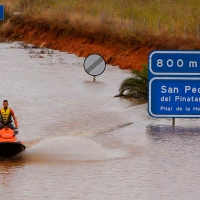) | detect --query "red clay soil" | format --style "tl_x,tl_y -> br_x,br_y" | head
4,15 -> 200,70
7,16 -> 155,70
35,36 -> 152,70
